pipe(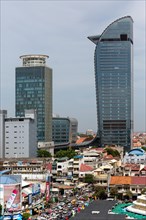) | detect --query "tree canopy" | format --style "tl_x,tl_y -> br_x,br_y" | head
142,146 -> 146,152
94,186 -> 107,199
37,149 -> 52,157
105,147 -> 120,157
55,149 -> 77,159
84,174 -> 95,184
22,212 -> 31,220
0,204 -> 2,216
